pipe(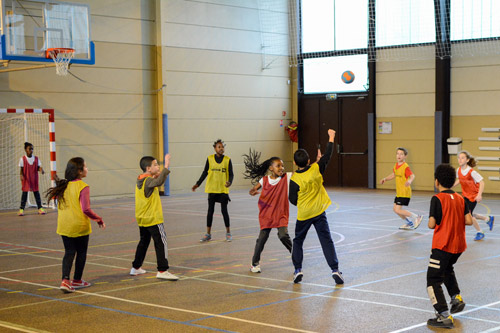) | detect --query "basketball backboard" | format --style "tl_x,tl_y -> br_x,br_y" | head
0,0 -> 94,64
